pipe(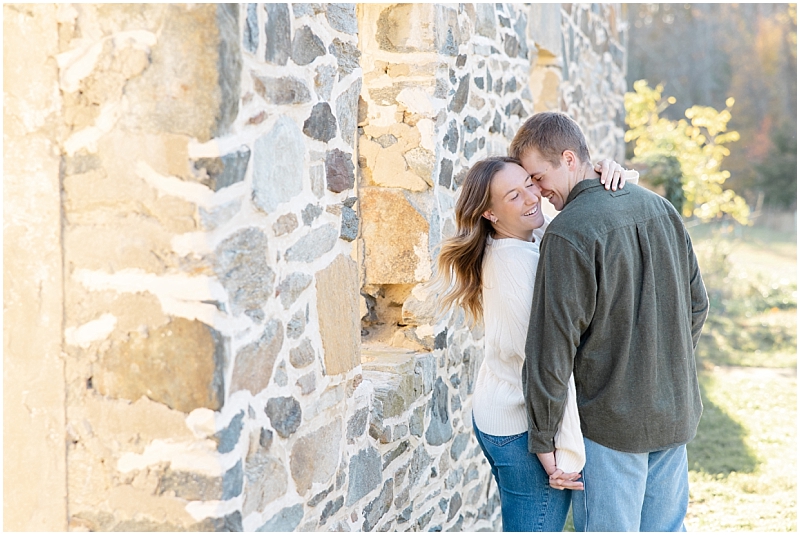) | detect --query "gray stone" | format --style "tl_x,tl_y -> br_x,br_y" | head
326,3 -> 357,34
257,504 -> 304,532
362,480 -> 393,531
447,492 -> 462,521
215,411 -> 245,454
456,53 -> 467,67
346,447 -> 382,505
222,459 -> 243,500
296,372 -> 316,395
376,134 -> 398,148
157,469 -> 222,500
276,273 -> 312,309
398,504 -> 413,524
434,329 -> 448,350
253,75 -> 311,105
426,377 -> 452,446
417,508 -> 435,531
310,164 -> 325,197
266,396 -> 302,438
408,445 -> 432,488
230,319 -> 283,396
320,496 -> 344,525
405,147 -> 435,182
325,149 -> 355,193
314,64 -> 337,101
475,3 -> 497,38
382,440 -> 410,469
346,407 -> 369,441
336,79 -> 361,147
287,309 -> 306,339
340,205 -> 359,242
285,225 -> 338,263
292,3 -> 324,17
506,98 -> 526,118
464,138 -> 479,161
273,213 -> 298,236
259,428 -> 273,450
289,338 -> 315,368
265,3 -> 291,65
490,111 -> 502,133
193,146 -> 250,191
309,485 -> 333,508
444,467 -> 463,490
253,116 -> 305,213
244,451 -> 287,515
274,360 -> 288,387
504,77 -> 517,94
438,497 -> 448,513
439,158 -> 453,188
463,116 -> 481,133
514,13 -> 529,59
290,419 -> 342,494
394,423 -> 408,440
450,434 -> 470,463
449,75 -> 470,113
498,14 -> 510,27
410,404 -> 424,437
291,25 -> 325,66
329,38 -> 361,78
443,120 -> 458,153
243,3 -> 259,54
415,355 -> 436,396
440,28 -> 458,56
303,102 -> 337,142
301,203 -> 323,226
215,4 -> 242,137
474,76 -> 484,90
